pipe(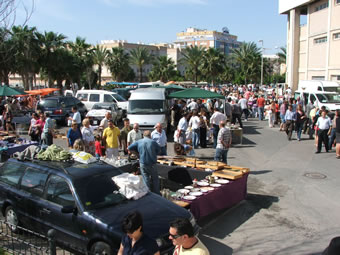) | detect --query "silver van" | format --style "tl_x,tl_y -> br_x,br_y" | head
127,88 -> 169,131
